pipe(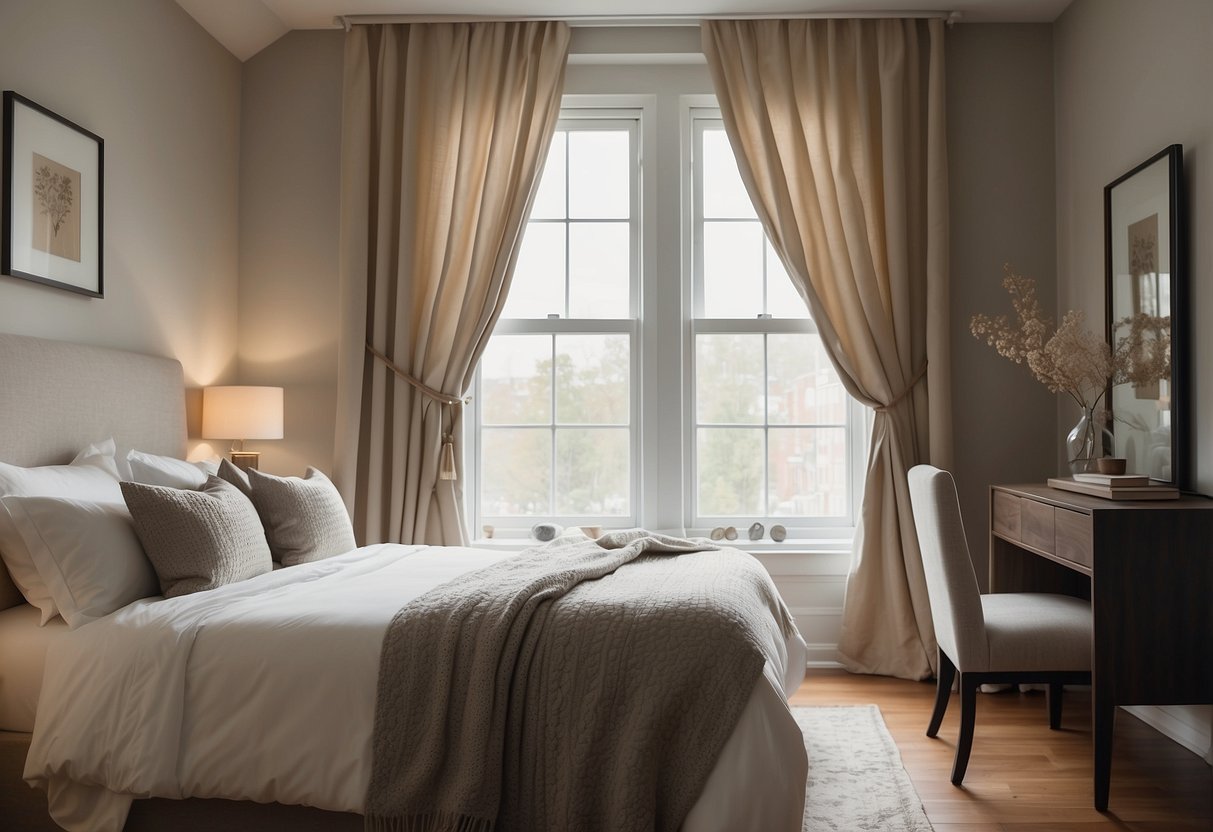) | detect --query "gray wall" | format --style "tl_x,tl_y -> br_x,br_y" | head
946,24 -> 1059,587
238,31 -> 344,475
0,0 -> 241,418
1054,0 -> 1213,762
